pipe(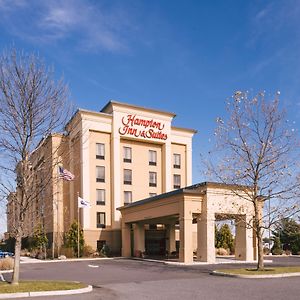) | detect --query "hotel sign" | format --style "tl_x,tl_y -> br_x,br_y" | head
119,114 -> 168,140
